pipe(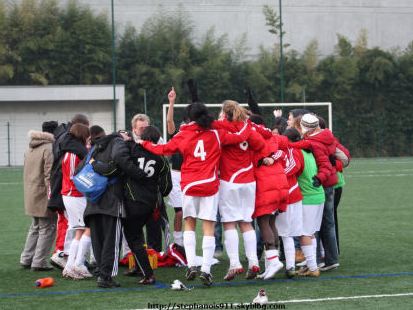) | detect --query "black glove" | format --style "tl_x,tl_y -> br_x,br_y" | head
312,176 -> 321,187
329,154 -> 337,166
